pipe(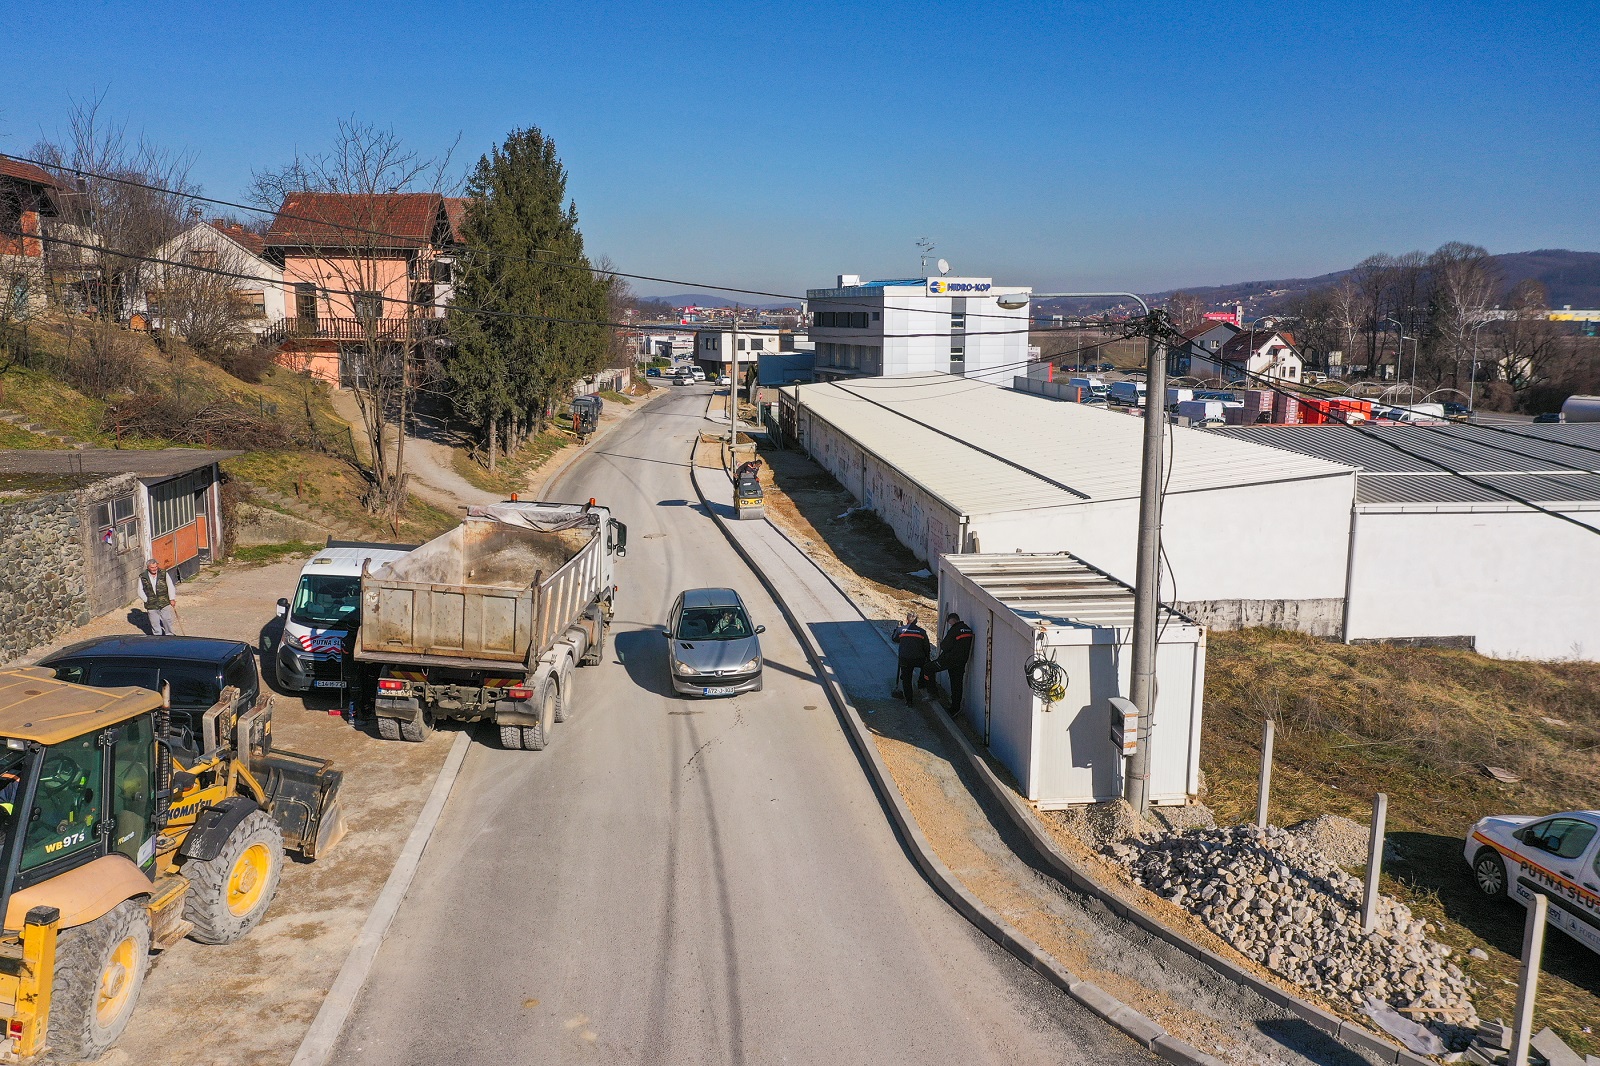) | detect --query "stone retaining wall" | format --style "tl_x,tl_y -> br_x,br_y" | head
0,489 -> 88,663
